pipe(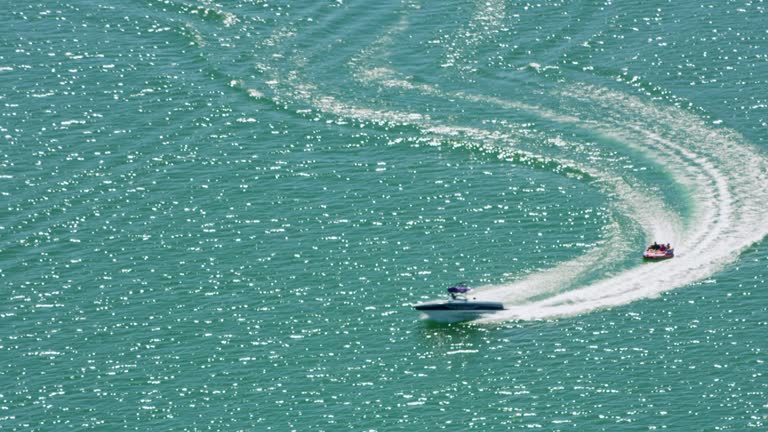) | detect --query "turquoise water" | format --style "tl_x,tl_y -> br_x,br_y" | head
2,0 -> 767,430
